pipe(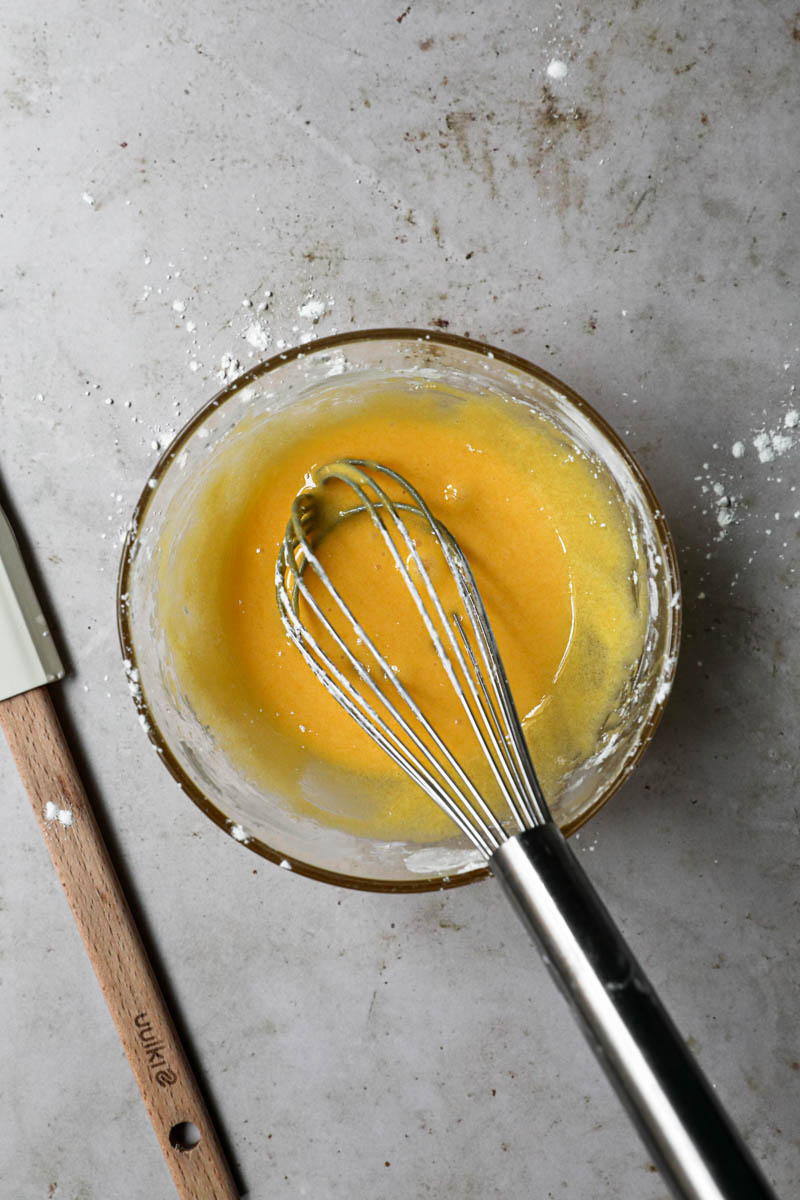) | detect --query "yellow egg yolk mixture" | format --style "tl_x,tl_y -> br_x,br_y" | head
158,381 -> 647,844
